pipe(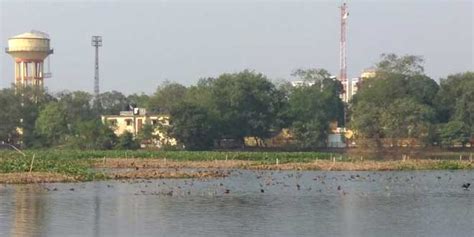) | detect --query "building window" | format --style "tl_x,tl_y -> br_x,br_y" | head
151,119 -> 158,125
126,119 -> 132,126
108,119 -> 117,126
